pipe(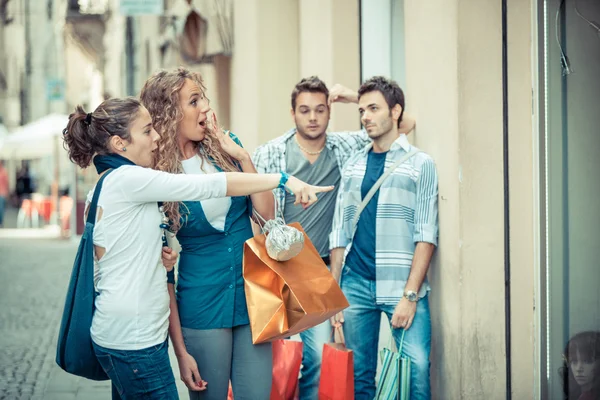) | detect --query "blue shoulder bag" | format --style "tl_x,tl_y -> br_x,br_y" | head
55,170 -> 113,380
